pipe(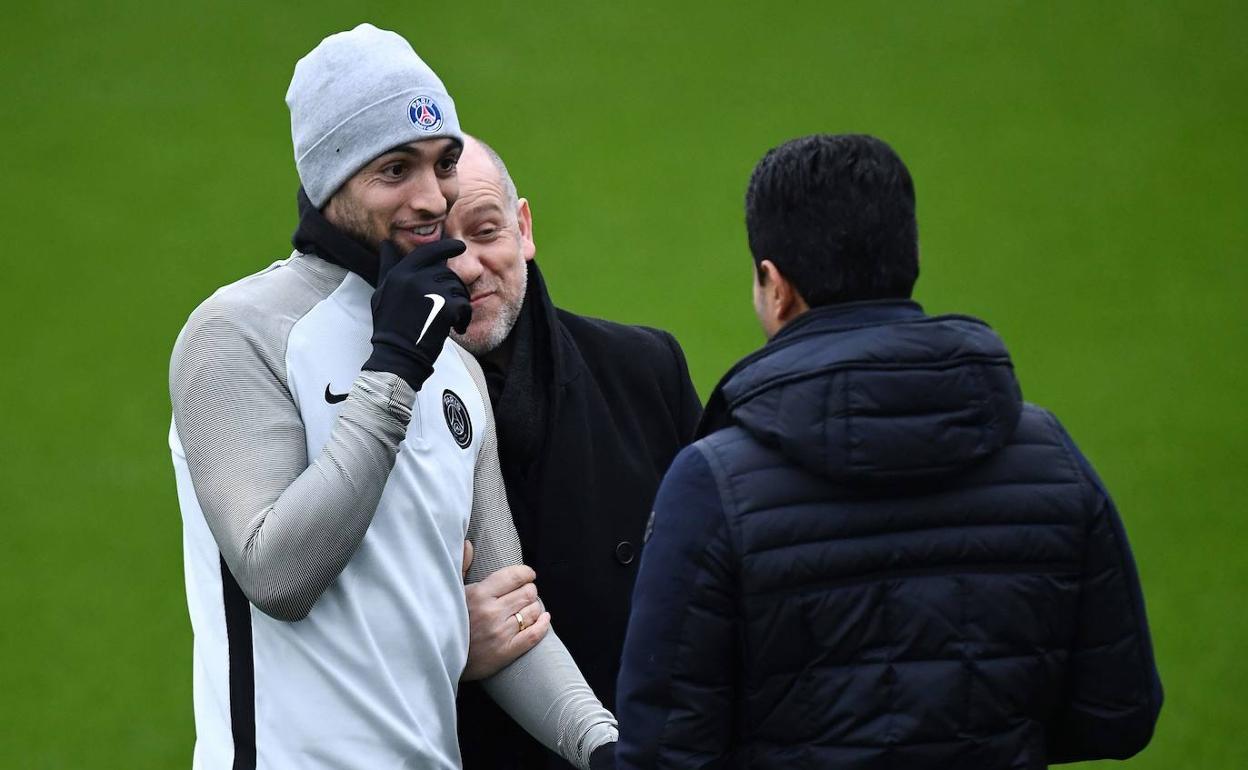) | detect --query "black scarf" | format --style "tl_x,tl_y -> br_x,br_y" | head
481,261 -> 556,548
